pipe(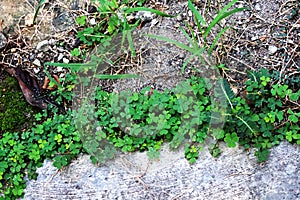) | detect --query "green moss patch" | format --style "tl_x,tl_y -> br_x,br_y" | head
0,74 -> 38,134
